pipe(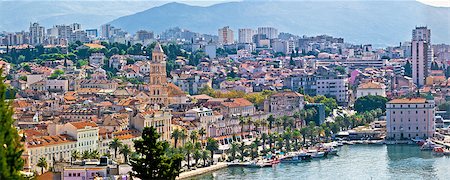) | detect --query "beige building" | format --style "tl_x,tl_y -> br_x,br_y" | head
130,109 -> 172,141
356,82 -> 386,99
264,91 -> 305,113
218,26 -> 234,45
386,98 -> 435,140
